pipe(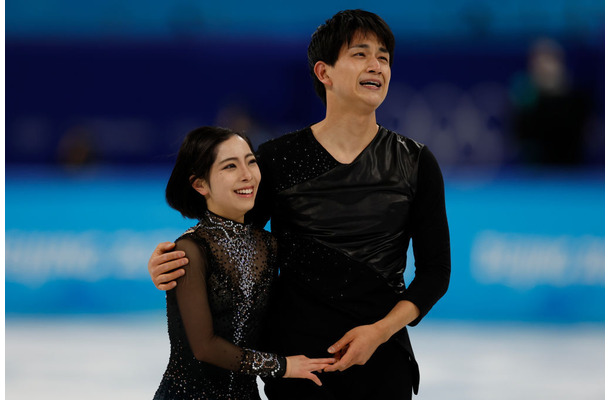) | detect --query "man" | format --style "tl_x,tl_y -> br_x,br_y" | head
149,10 -> 450,399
